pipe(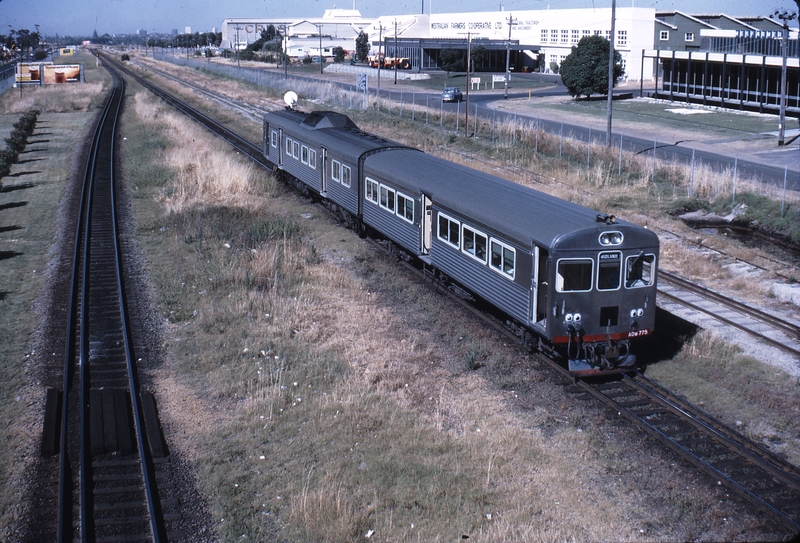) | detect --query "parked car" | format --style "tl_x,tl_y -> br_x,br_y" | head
441,87 -> 463,102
